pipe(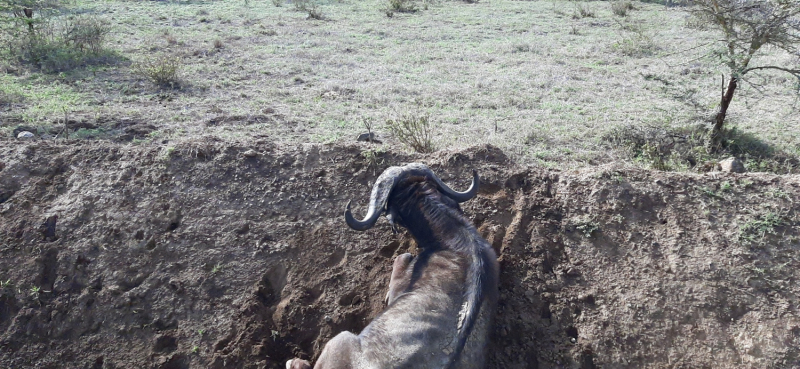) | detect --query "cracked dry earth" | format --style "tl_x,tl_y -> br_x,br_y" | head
0,140 -> 798,369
